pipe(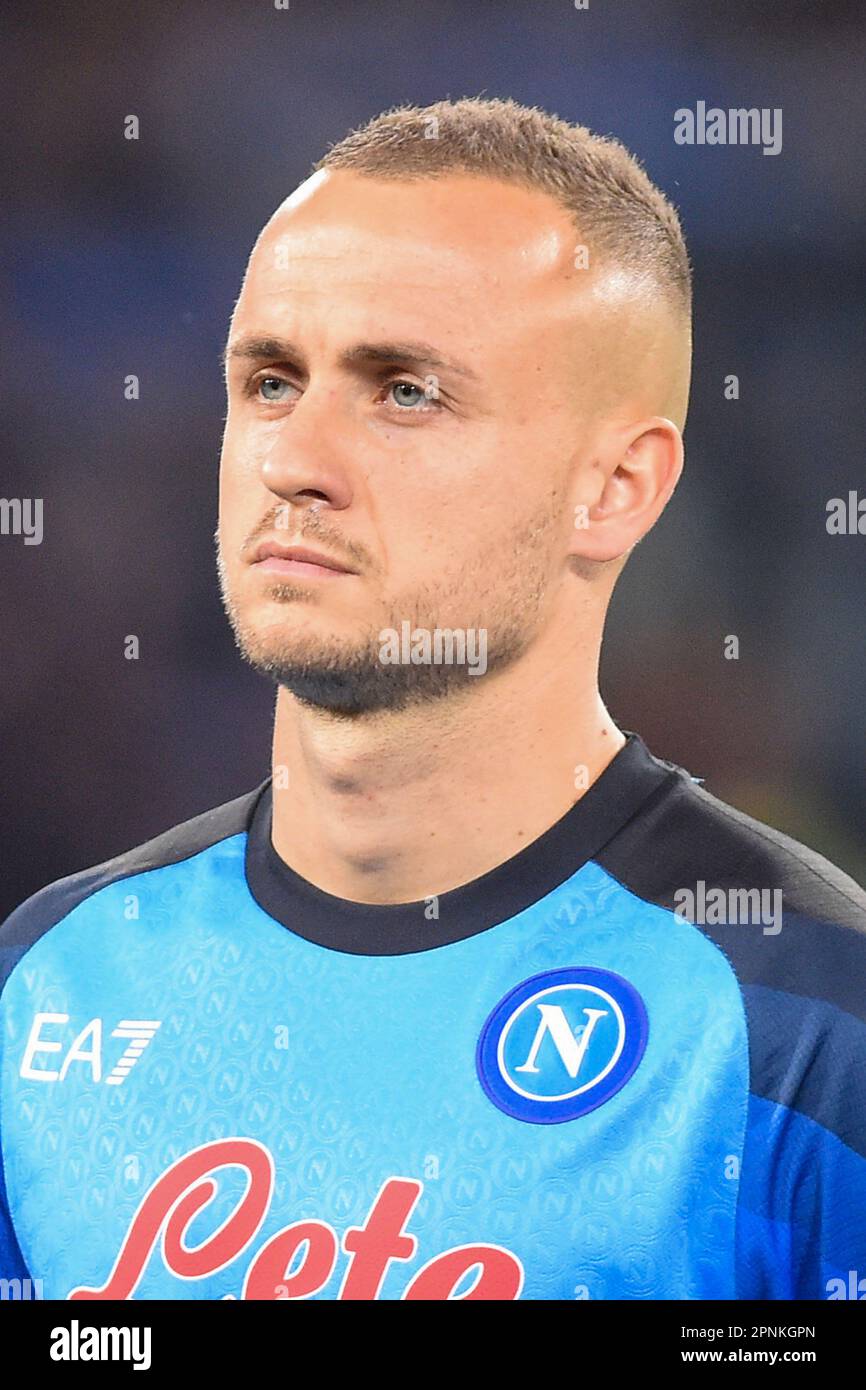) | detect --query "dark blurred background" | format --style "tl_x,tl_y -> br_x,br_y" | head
2,0 -> 864,920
